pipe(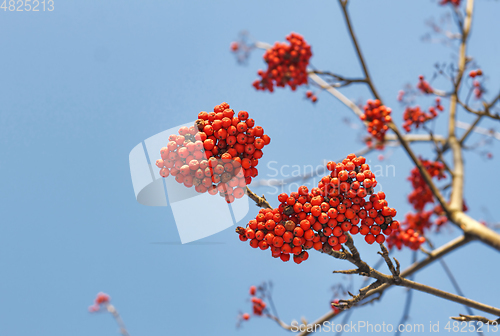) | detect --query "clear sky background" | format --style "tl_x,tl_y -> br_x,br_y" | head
1,1 -> 500,335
